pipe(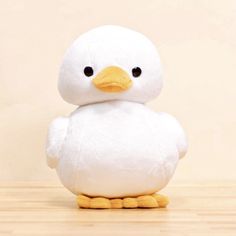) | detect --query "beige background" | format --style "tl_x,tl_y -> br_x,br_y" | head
0,0 -> 235,184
